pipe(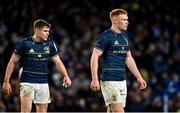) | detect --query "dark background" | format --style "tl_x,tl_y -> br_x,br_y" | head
0,0 -> 179,112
